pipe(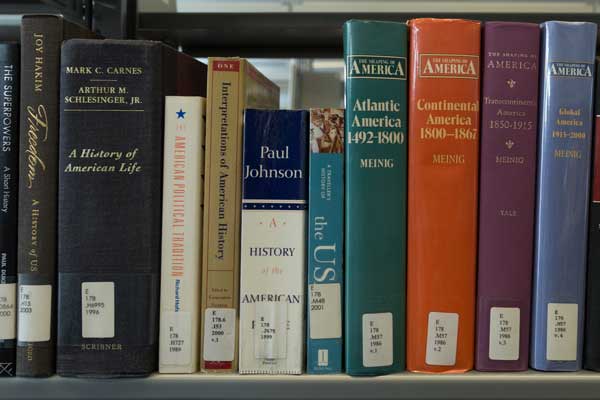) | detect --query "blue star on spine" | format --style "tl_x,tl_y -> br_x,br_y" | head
176,108 -> 186,119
